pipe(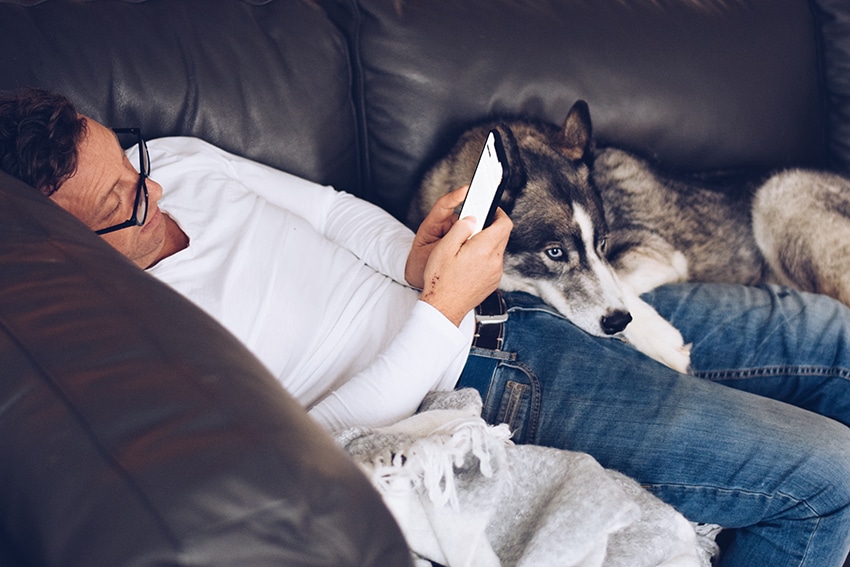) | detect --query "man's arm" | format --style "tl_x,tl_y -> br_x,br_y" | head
227,147 -> 416,284
308,299 -> 472,430
309,202 -> 512,430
